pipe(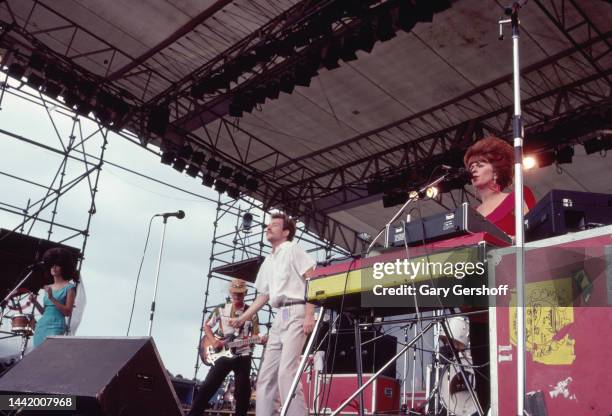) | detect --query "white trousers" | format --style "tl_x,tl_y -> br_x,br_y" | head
256,304 -> 307,416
